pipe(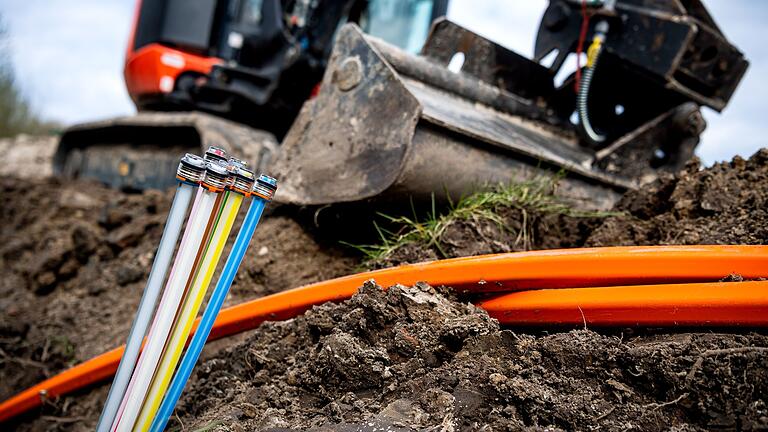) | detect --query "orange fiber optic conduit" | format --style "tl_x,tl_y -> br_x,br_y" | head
1,245 -> 766,422
478,280 -> 768,326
